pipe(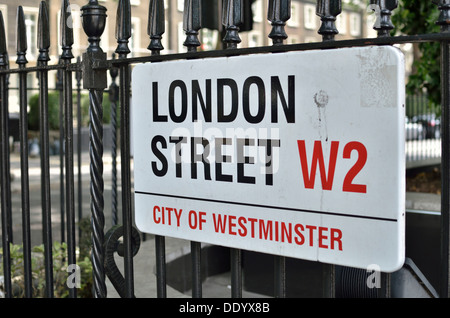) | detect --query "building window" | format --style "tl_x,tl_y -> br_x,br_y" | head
177,0 -> 184,12
304,4 -> 317,30
252,0 -> 263,23
178,21 -> 186,53
336,12 -> 347,35
130,17 -> 141,57
349,12 -> 361,36
248,31 -> 263,47
287,1 -> 300,27
23,7 -> 39,59
365,12 -> 377,38
200,29 -> 218,51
